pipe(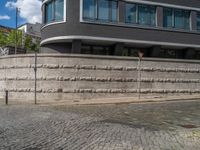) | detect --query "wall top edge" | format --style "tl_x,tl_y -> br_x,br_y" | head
0,54 -> 200,64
